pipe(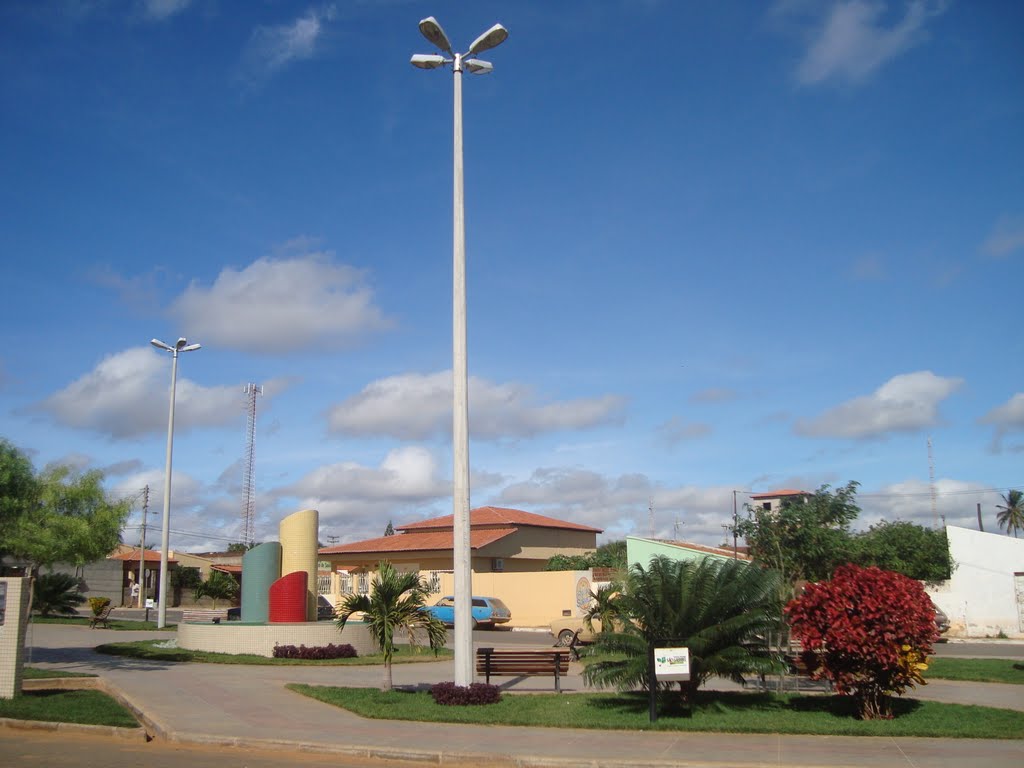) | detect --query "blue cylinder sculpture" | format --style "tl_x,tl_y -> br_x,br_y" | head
241,542 -> 282,623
